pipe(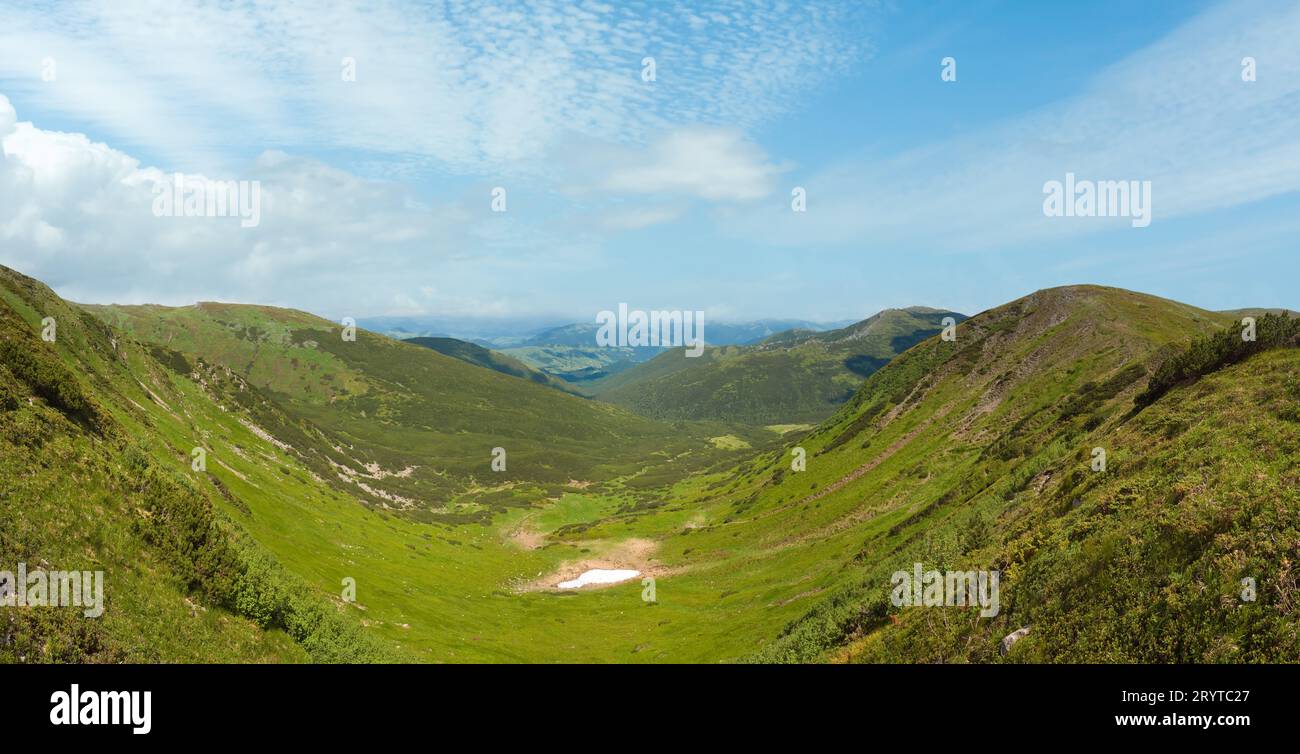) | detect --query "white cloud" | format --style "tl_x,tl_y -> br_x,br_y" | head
0,0 -> 869,177
599,204 -> 685,231
548,126 -> 786,230
0,93 -> 578,317
0,1 -> 870,317
0,95 -> 13,136
602,128 -> 785,201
